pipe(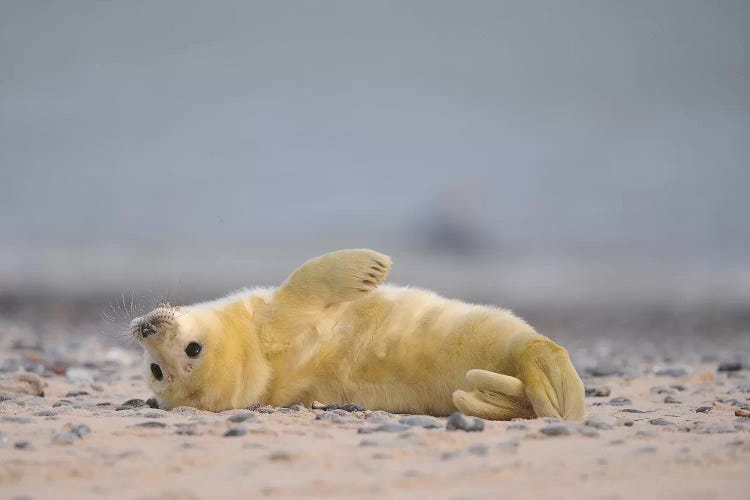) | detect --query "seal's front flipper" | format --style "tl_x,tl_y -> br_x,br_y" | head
276,249 -> 392,309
